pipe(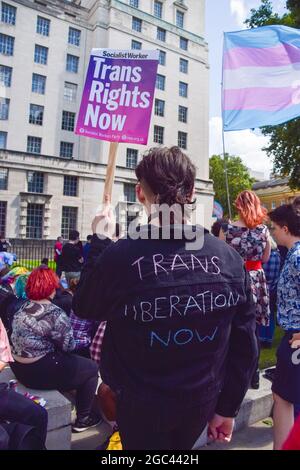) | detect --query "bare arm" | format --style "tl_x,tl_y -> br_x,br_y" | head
262,239 -> 271,264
